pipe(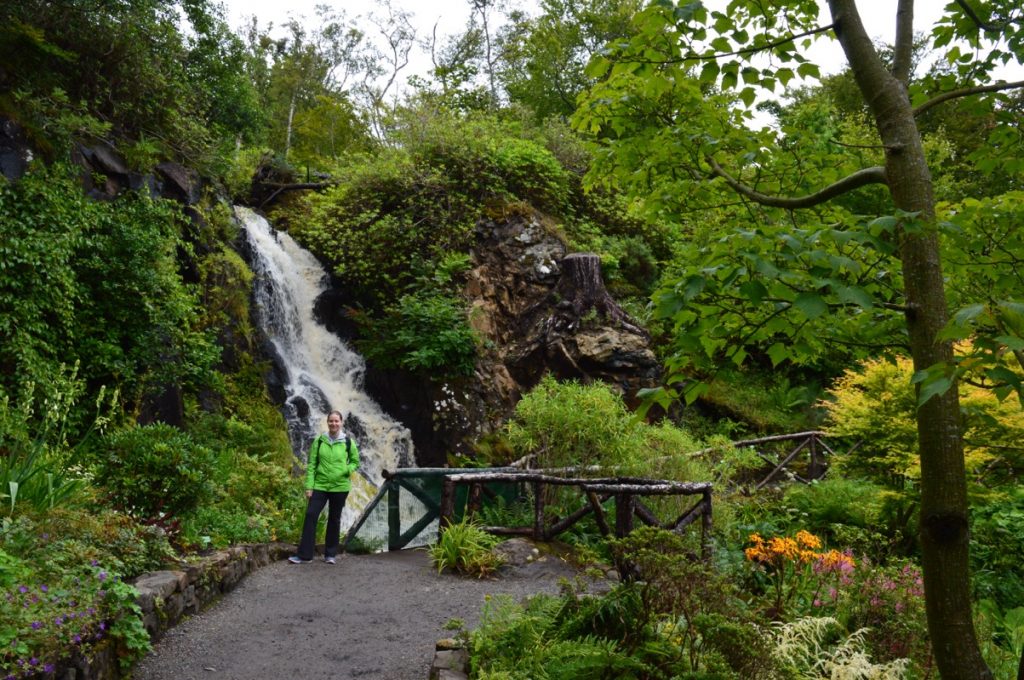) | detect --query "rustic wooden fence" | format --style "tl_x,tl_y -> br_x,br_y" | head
439,471 -> 714,558
729,430 -> 838,489
342,467 -> 713,558
341,431 -> 838,555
